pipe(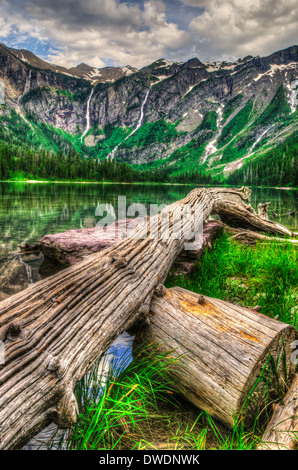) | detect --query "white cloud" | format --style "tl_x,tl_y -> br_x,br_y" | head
0,0 -> 297,68
0,0 -> 190,68
189,0 -> 298,61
